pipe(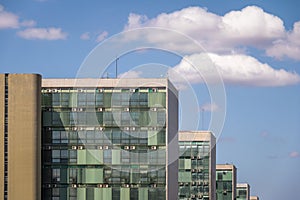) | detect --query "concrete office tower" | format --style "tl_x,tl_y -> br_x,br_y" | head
0,74 -> 41,200
216,164 -> 237,200
41,78 -> 178,200
178,131 -> 216,200
236,183 -> 250,200
250,196 -> 259,200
